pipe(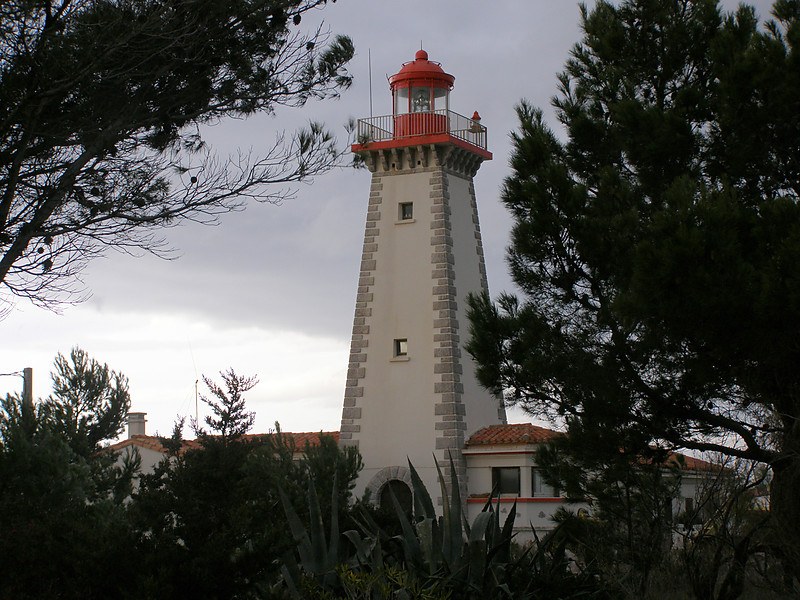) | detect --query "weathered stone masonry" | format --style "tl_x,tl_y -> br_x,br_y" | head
339,174 -> 384,443
339,143 -> 504,506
